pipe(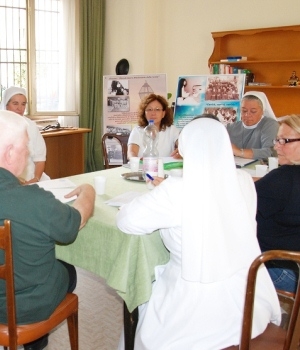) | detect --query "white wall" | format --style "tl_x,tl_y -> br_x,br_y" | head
104,0 -> 300,101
